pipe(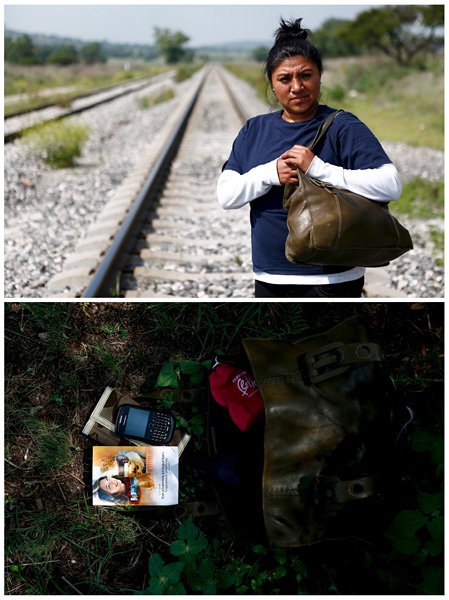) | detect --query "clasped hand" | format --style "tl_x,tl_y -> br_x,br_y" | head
276,145 -> 315,185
